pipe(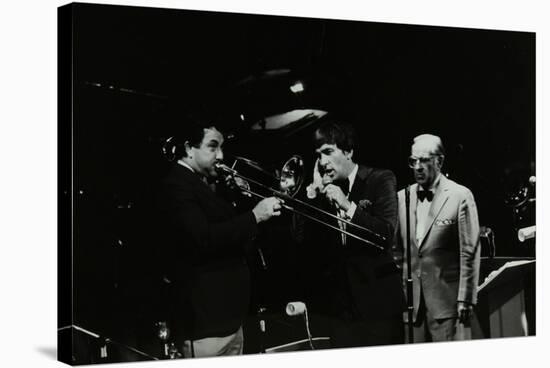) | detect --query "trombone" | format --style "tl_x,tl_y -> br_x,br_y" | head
215,156 -> 386,251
